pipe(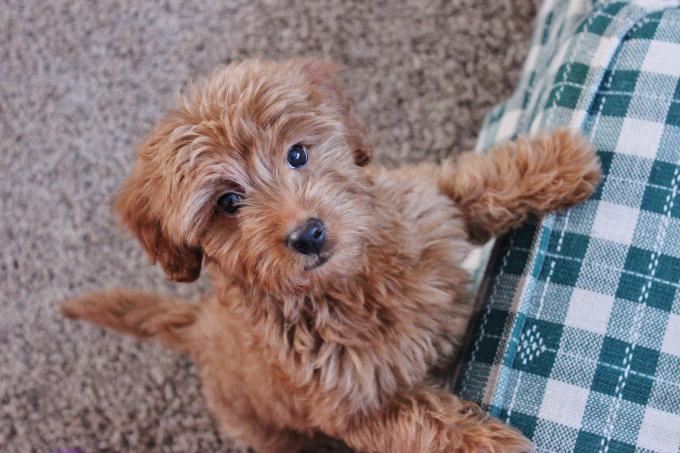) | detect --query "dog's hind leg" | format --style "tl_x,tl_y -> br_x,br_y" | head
61,289 -> 198,353
440,129 -> 601,243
